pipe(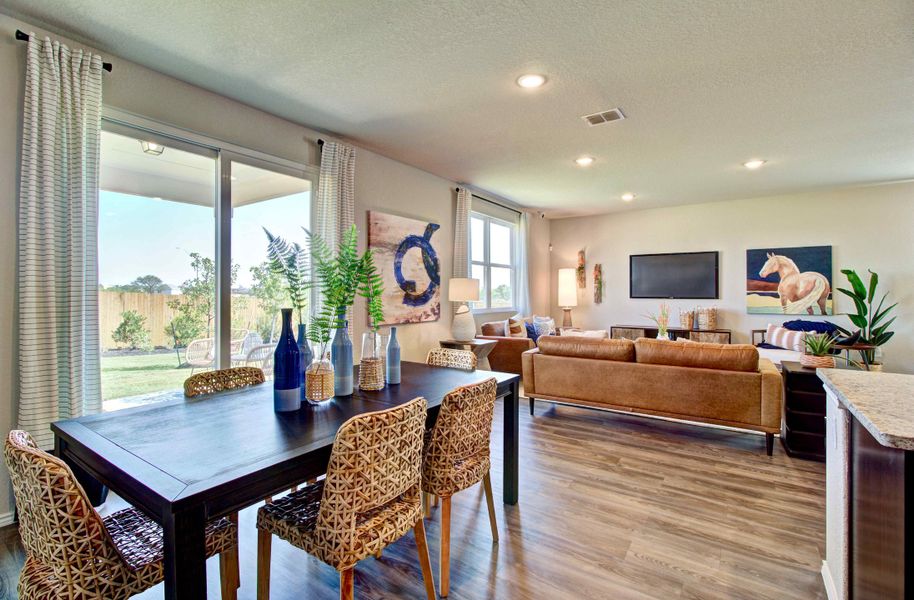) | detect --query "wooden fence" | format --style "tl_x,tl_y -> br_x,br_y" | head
99,290 -> 269,349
